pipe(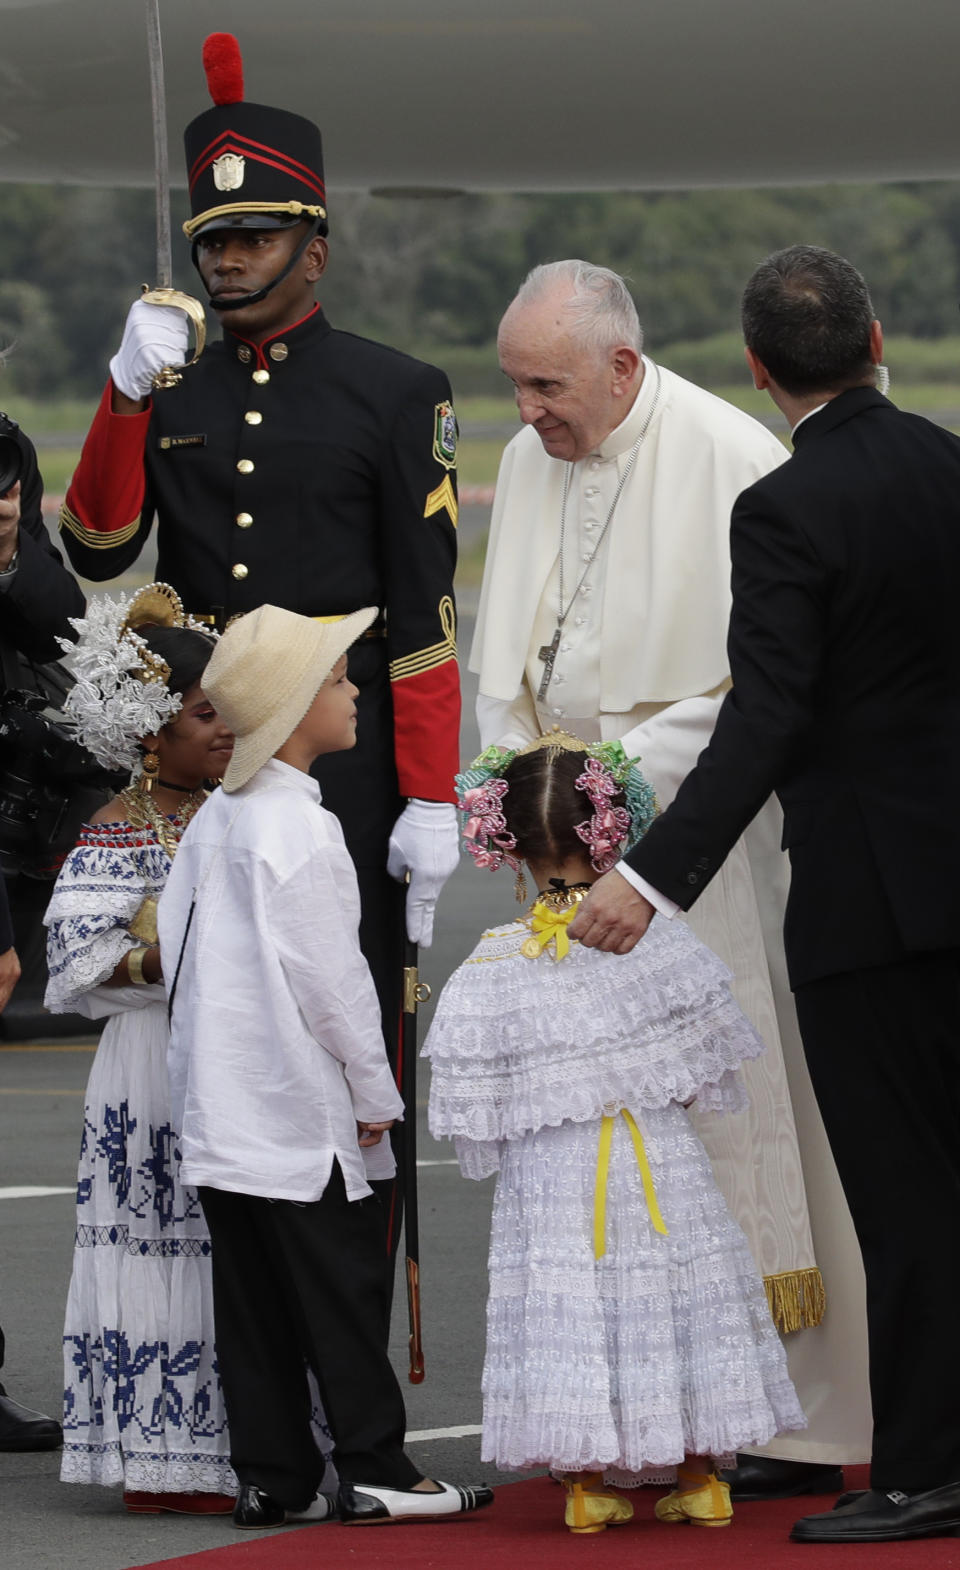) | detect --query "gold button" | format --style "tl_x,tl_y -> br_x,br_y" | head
236,512 -> 253,529
244,411 -> 263,425
237,345 -> 252,363
232,563 -> 249,580
269,342 -> 288,362
237,458 -> 254,474
252,369 -> 270,384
